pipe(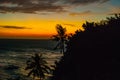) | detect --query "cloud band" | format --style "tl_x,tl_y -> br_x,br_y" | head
0,25 -> 31,29
0,0 -> 109,14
